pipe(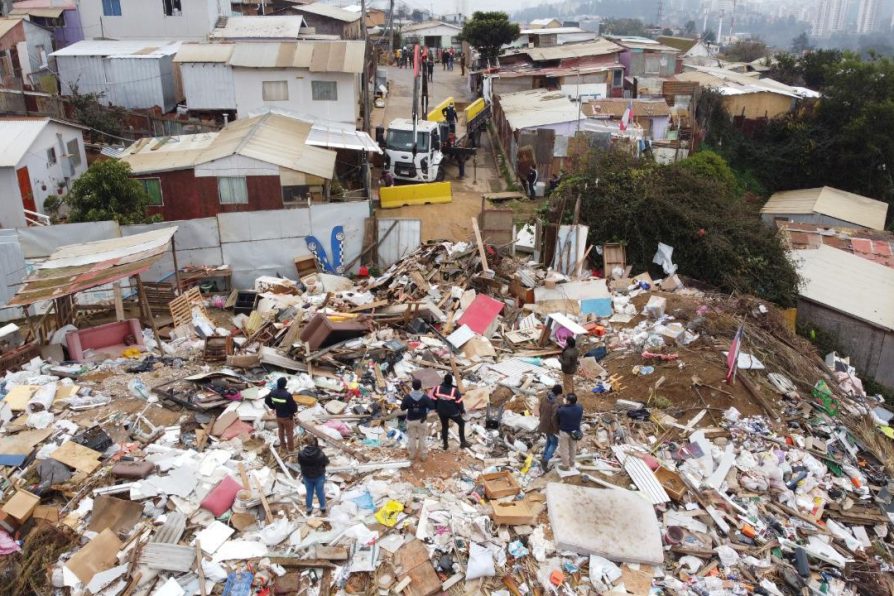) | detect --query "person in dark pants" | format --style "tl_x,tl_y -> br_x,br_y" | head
427,57 -> 434,81
560,337 -> 579,394
401,379 -> 436,461
442,103 -> 457,133
539,384 -> 562,469
526,165 -> 538,198
264,377 -> 297,451
433,373 -> 469,450
297,435 -> 329,515
555,393 -> 583,470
